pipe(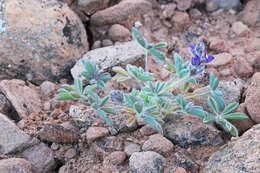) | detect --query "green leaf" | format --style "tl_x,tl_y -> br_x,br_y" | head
97,80 -> 105,88
223,112 -> 248,120
56,93 -> 74,100
100,96 -> 109,107
149,48 -> 166,62
96,109 -> 112,126
217,119 -> 238,137
144,116 -> 163,134
101,107 -> 116,115
189,77 -> 197,85
222,103 -> 239,115
134,102 -> 143,114
82,71 -> 91,80
188,107 -> 206,118
208,97 -> 219,115
153,42 -> 167,49
112,74 -> 130,82
100,73 -> 111,82
212,91 -> 225,112
203,113 -> 215,123
179,69 -> 189,78
174,53 -> 182,74
132,27 -> 147,48
209,73 -> 219,91
74,79 -> 83,94
70,92 -> 82,99
112,66 -> 129,76
61,85 -> 75,92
